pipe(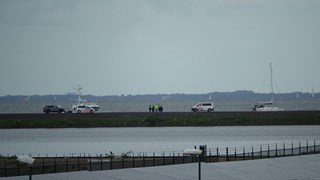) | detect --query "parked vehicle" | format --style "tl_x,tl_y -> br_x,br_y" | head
191,102 -> 214,112
43,105 -> 65,113
72,105 -> 94,113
